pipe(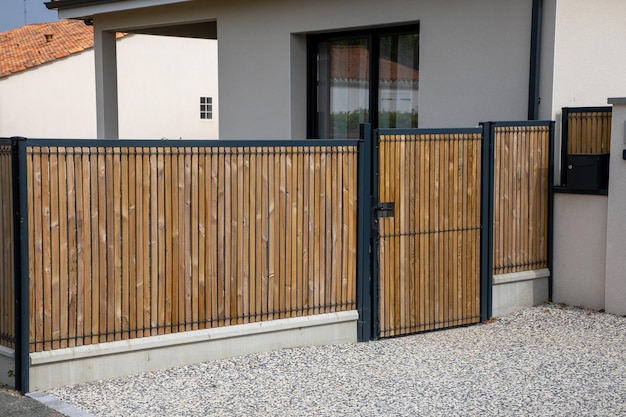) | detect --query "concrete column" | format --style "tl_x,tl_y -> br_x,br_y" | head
94,28 -> 119,139
605,97 -> 626,315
